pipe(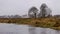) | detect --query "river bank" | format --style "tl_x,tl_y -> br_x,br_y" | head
0,17 -> 60,30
